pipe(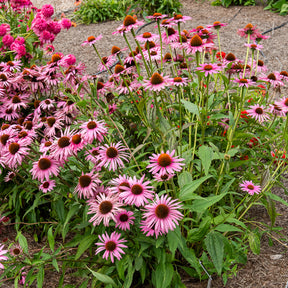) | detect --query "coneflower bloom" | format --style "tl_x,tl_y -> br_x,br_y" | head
260,73 -> 284,88
0,244 -> 8,269
239,180 -> 261,195
81,35 -> 102,46
162,28 -> 179,44
113,15 -> 144,35
0,107 -> 19,121
275,97 -> 288,112
141,194 -> 183,238
97,55 -> 115,72
50,128 -> 74,160
206,21 -> 228,30
85,147 -> 100,165
115,210 -> 135,231
88,193 -> 122,226
170,76 -> 188,87
31,156 -> 60,182
143,47 -> 162,62
74,172 -> 101,199
146,13 -> 167,20
237,23 -> 259,40
109,174 -> 131,195
120,175 -> 154,207
246,104 -> 270,123
95,231 -> 127,263
70,132 -> 86,152
233,78 -> 254,88
169,14 -> 192,24
196,63 -> 221,77
4,171 -> 16,182
44,116 -> 64,137
2,141 -> 29,169
9,244 -> 22,257
147,150 -> 185,175
39,98 -> 55,110
97,142 -> 129,171
143,72 -> 171,92
136,32 -> 159,43
80,119 -> 107,144
244,42 -> 263,51
269,103 -> 286,117
39,180 -> 56,193
153,172 -> 175,182
185,34 -> 214,55
7,94 -> 28,111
